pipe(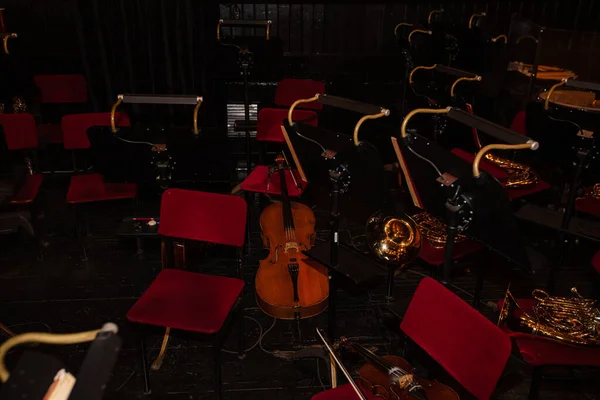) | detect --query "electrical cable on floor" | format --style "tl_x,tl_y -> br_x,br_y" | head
220,316 -> 277,355
315,358 -> 328,391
